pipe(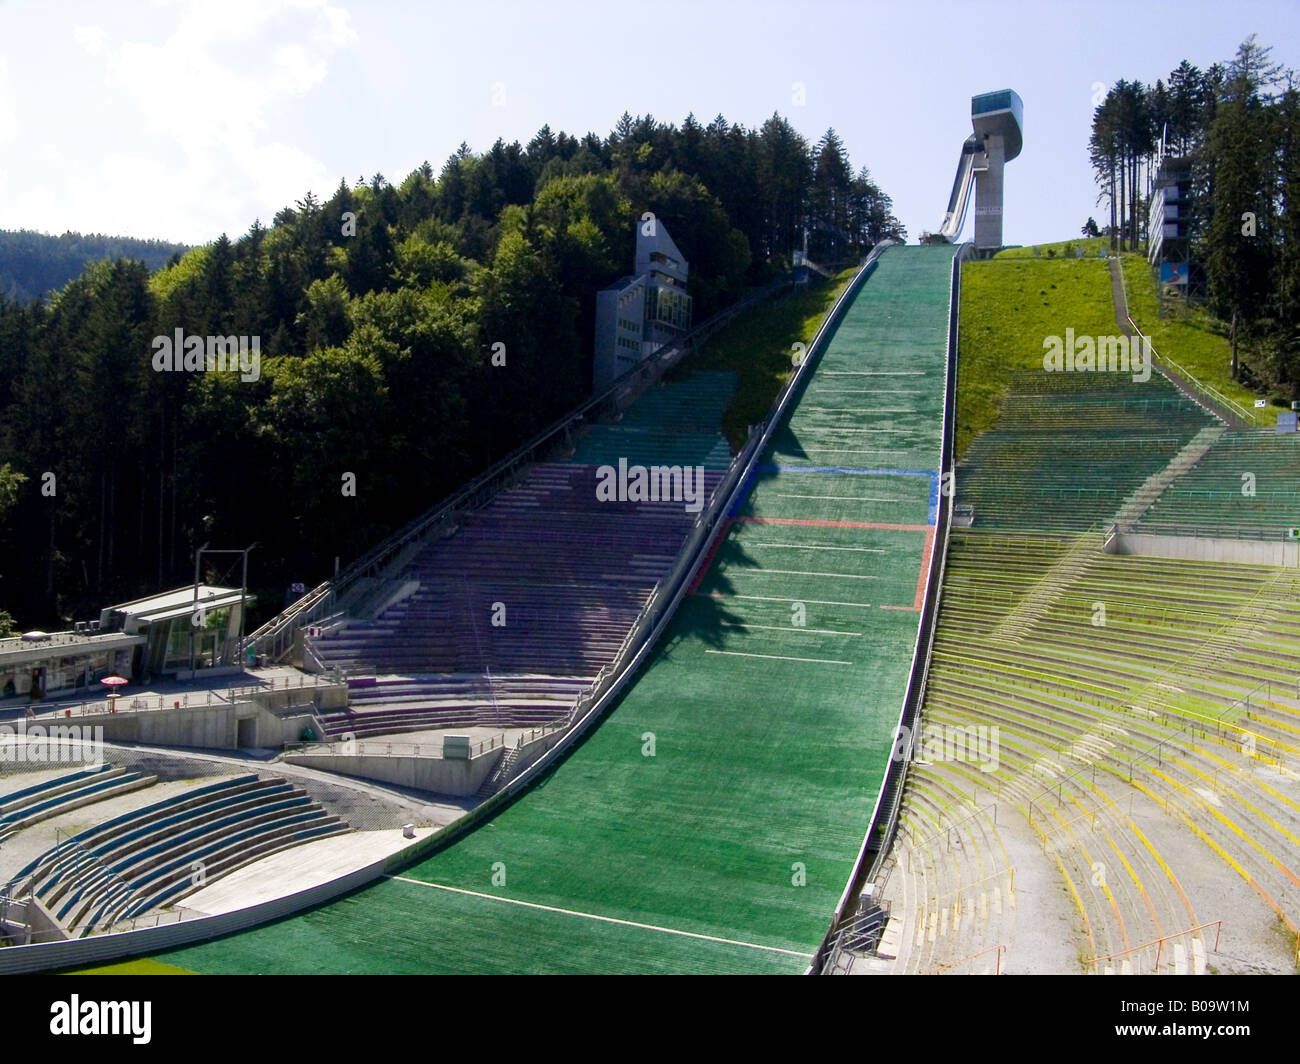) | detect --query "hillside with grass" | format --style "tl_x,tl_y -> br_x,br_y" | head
1119,253 -> 1277,426
956,251 -> 1117,458
994,237 -> 1110,260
